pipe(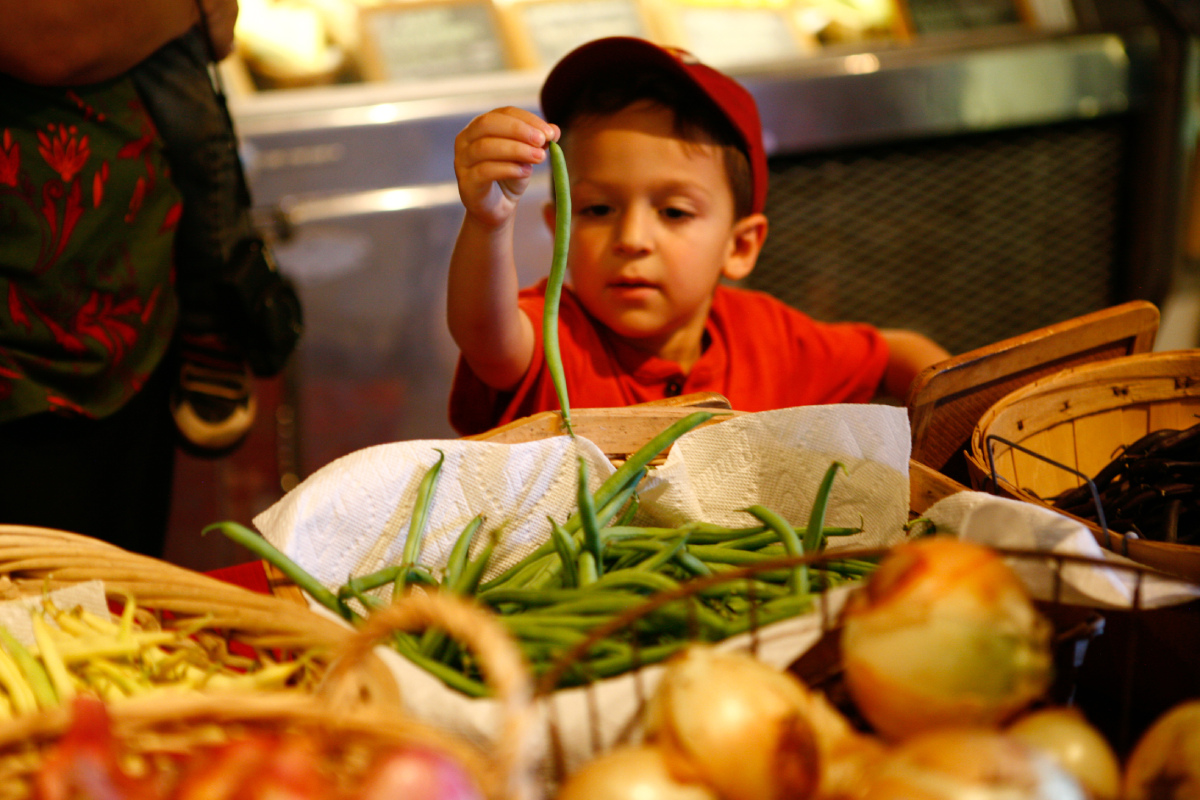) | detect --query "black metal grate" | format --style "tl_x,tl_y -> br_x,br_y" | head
744,118 -> 1132,356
